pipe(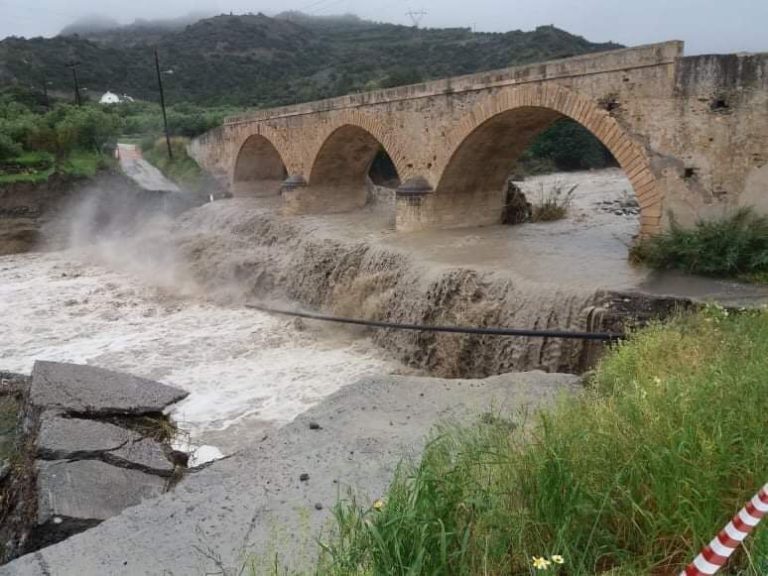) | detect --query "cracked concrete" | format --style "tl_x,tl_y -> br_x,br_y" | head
30,361 -> 188,416
37,417 -> 175,476
1,370 -> 580,575
1,362 -> 189,561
